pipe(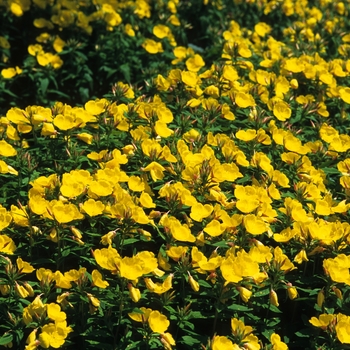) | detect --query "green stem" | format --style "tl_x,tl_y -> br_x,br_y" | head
114,278 -> 126,347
